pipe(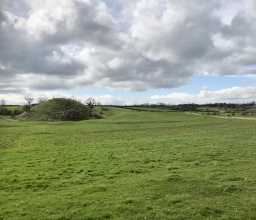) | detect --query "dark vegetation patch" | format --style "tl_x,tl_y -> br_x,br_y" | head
0,105 -> 23,116
199,207 -> 224,218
